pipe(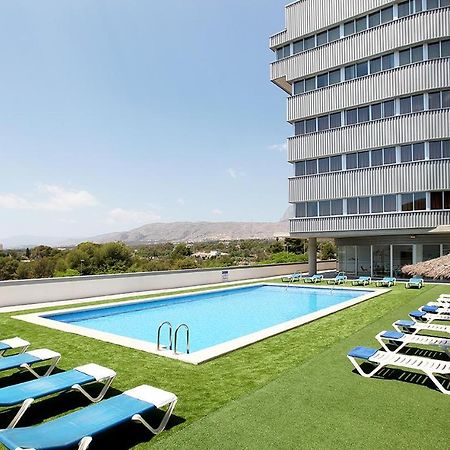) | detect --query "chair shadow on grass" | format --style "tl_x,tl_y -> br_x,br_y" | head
352,346 -> 450,394
0,366 -> 185,449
